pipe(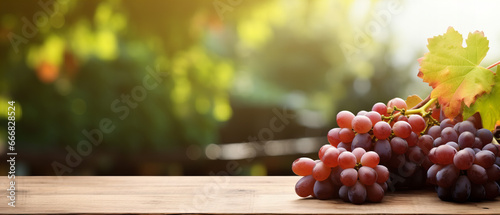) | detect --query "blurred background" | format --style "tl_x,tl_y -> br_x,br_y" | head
1,0 -> 499,176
